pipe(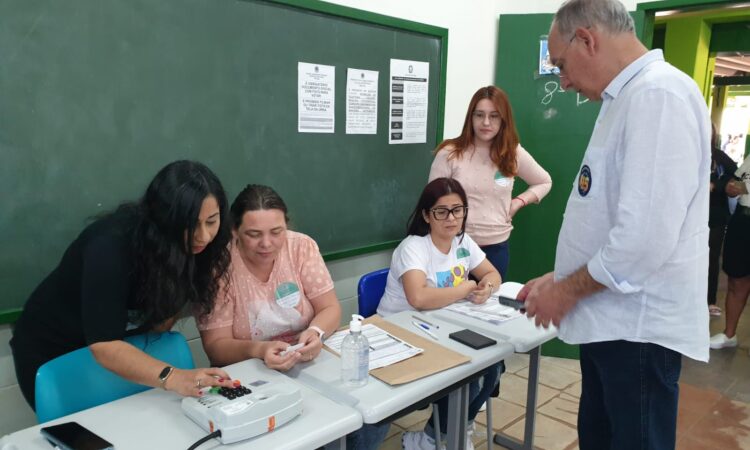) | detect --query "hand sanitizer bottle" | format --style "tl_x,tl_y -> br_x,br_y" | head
341,314 -> 369,387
